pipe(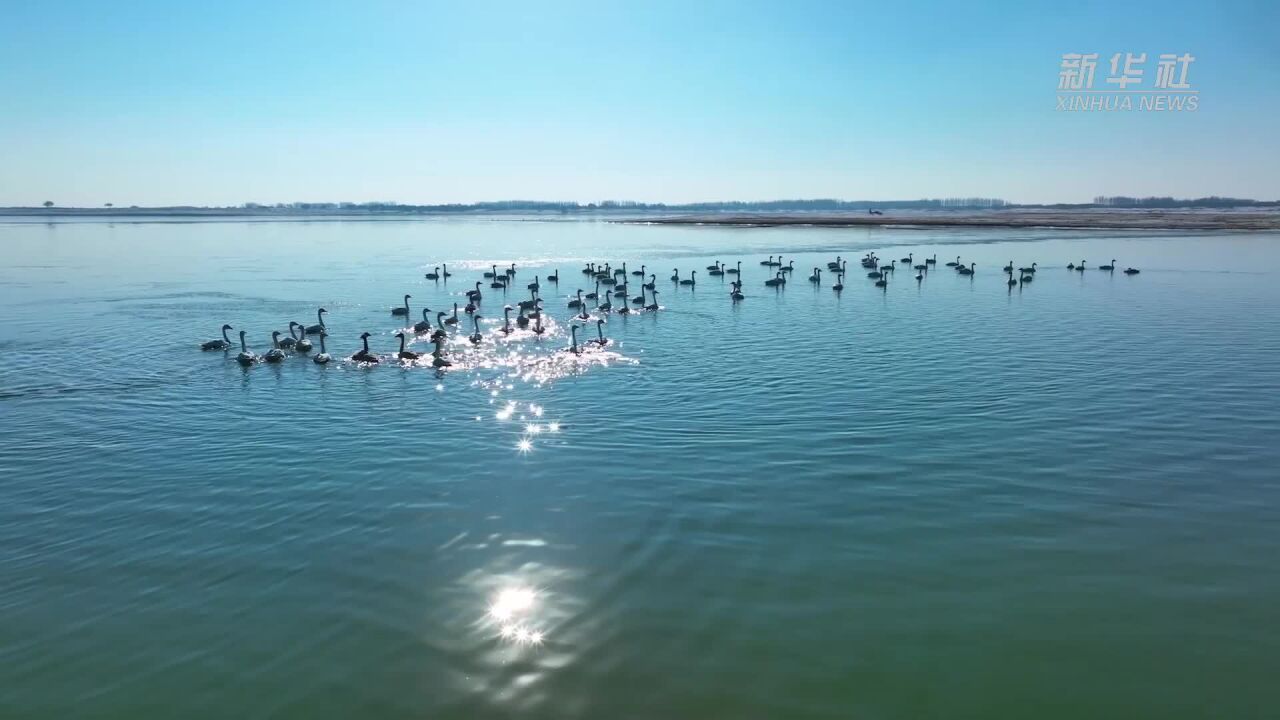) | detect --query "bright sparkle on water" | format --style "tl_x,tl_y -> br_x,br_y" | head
488,587 -> 545,646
